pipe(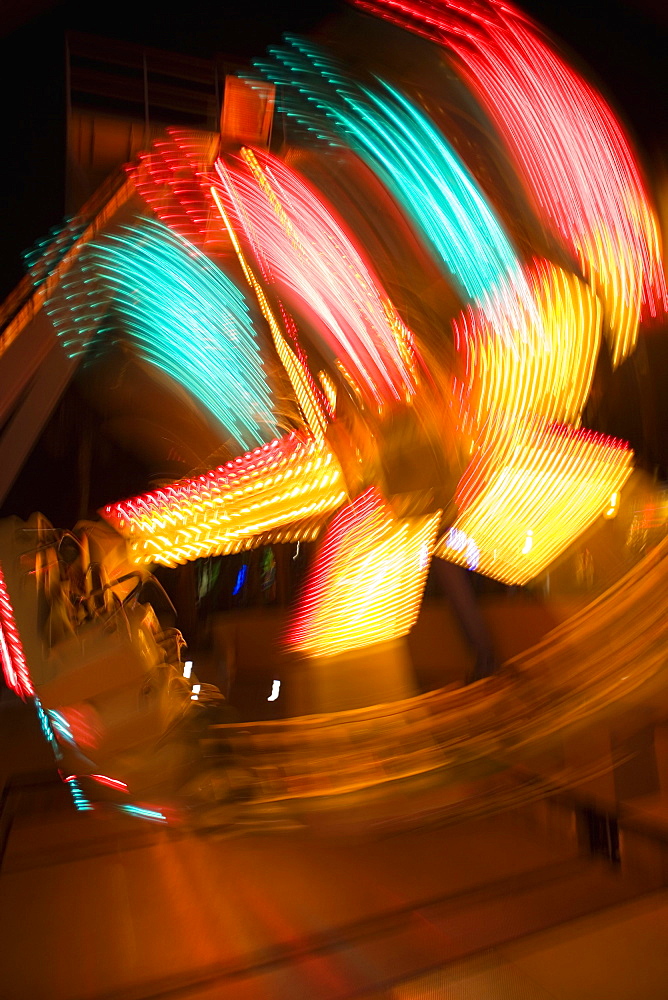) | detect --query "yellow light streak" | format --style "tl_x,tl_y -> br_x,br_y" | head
103,434 -> 346,567
436,422 -> 633,585
288,488 -> 440,658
